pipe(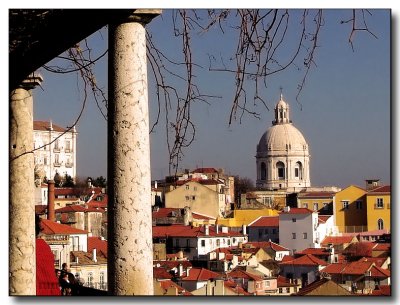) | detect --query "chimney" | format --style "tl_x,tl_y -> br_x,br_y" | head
49,119 -> 53,131
205,225 -> 209,236
178,264 -> 183,277
365,179 -> 380,190
242,224 -> 247,235
154,180 -> 158,189
47,180 -> 55,221
93,248 -> 97,263
216,224 -> 219,234
87,178 -> 92,188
